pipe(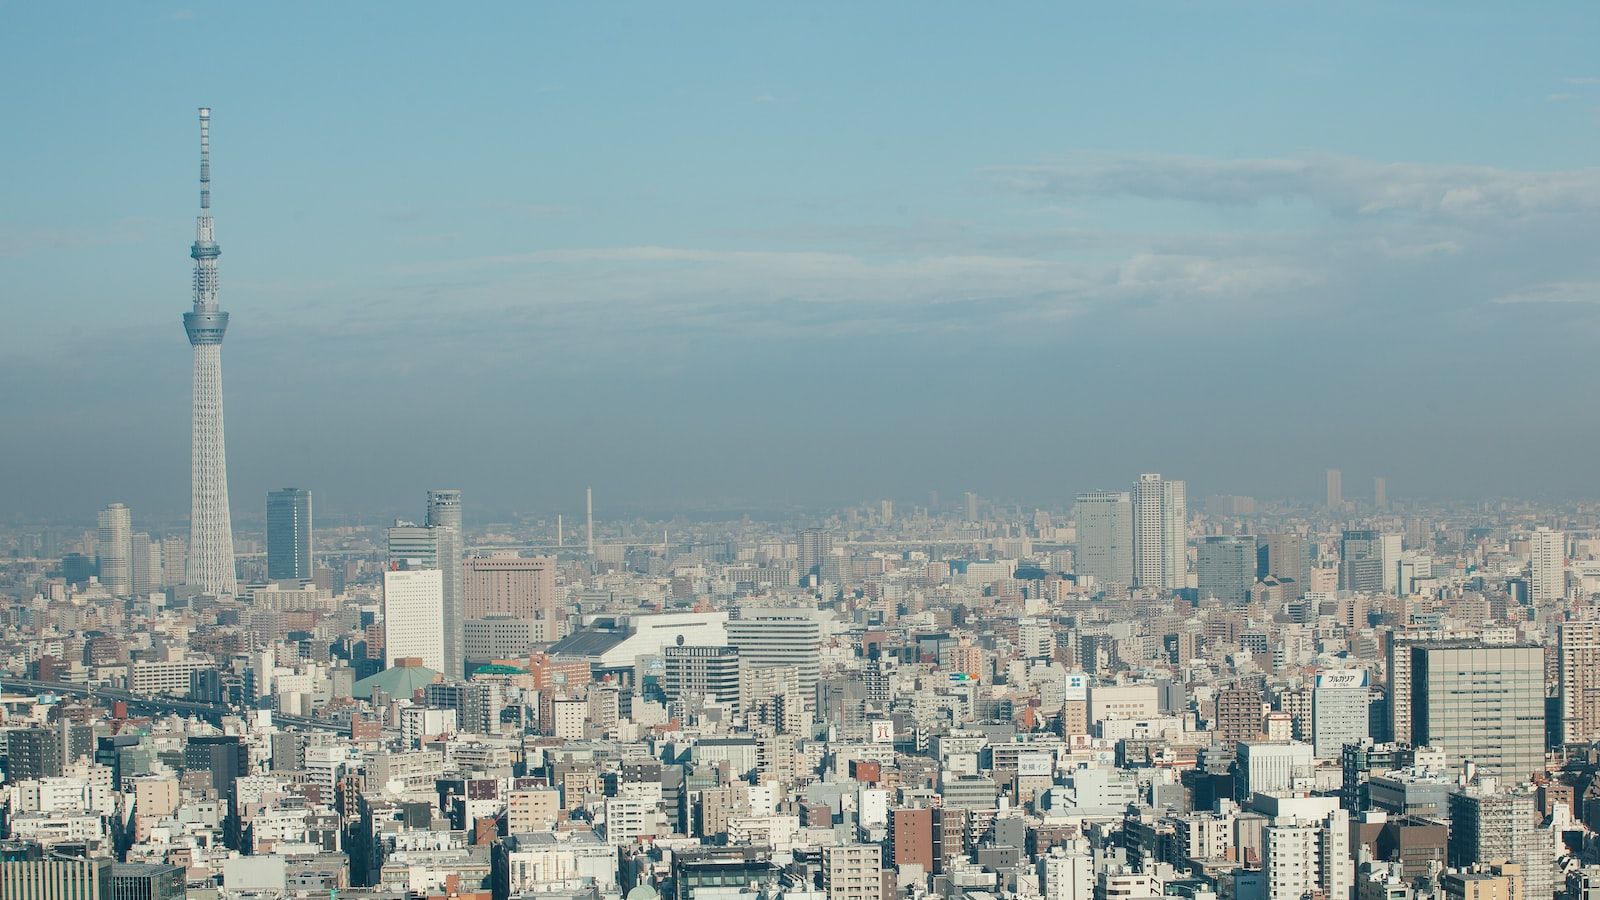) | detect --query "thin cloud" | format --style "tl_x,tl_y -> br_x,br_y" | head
992,153 -> 1600,220
1492,281 -> 1600,305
